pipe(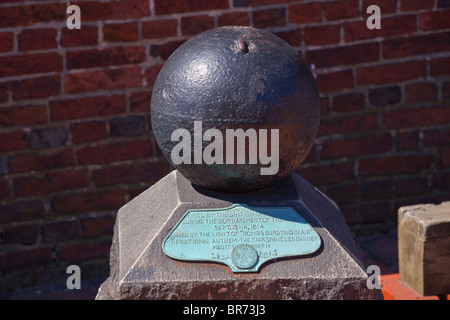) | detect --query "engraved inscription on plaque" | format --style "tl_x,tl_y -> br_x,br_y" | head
162,204 -> 321,272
